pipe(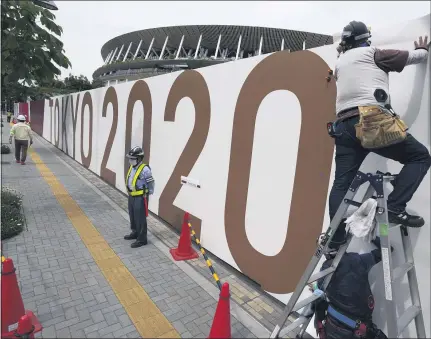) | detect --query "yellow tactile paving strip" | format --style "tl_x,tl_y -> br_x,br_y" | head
29,148 -> 180,339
